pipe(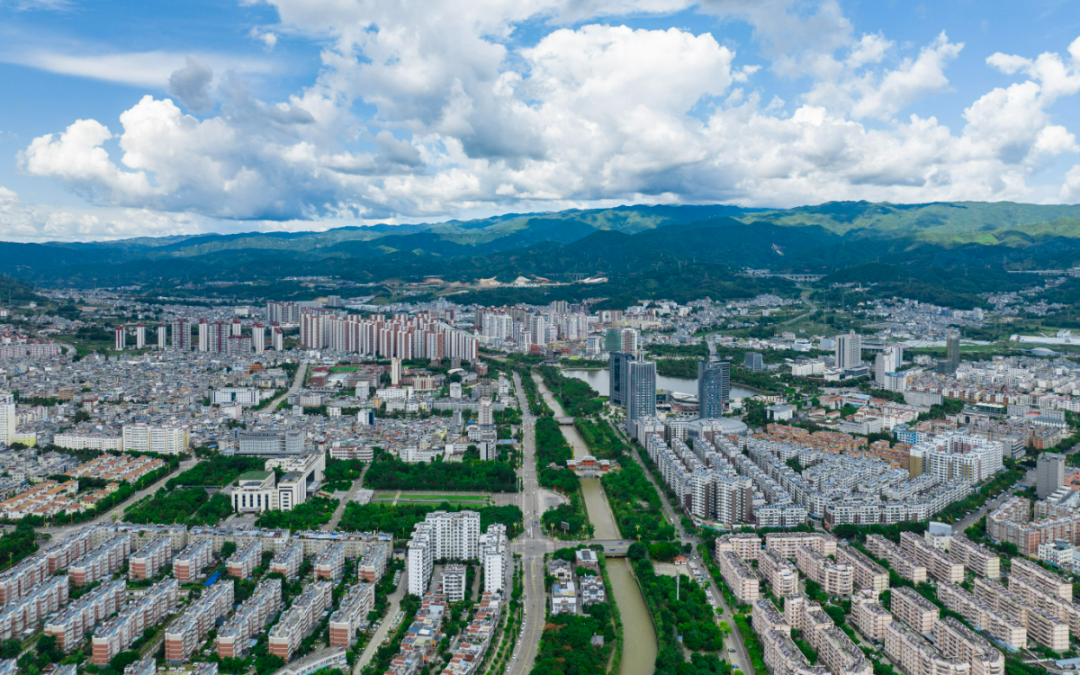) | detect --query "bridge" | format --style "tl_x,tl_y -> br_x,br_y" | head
555,416 -> 575,425
553,540 -> 632,557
